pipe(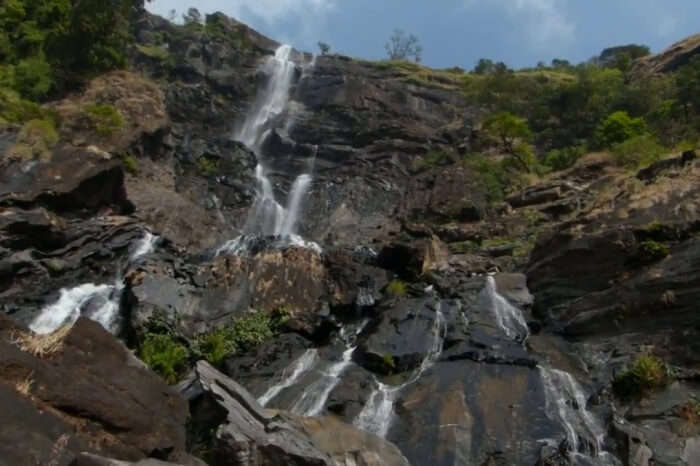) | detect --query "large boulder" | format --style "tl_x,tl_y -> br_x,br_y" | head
0,315 -> 189,464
